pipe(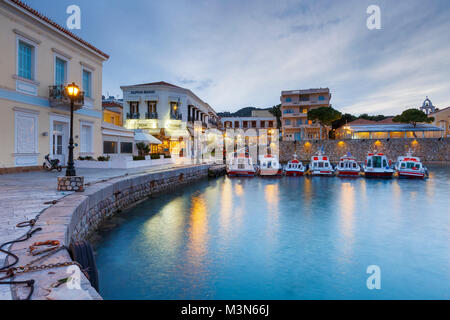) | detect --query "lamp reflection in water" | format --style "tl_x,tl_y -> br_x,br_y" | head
187,194 -> 208,263
264,183 -> 280,238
